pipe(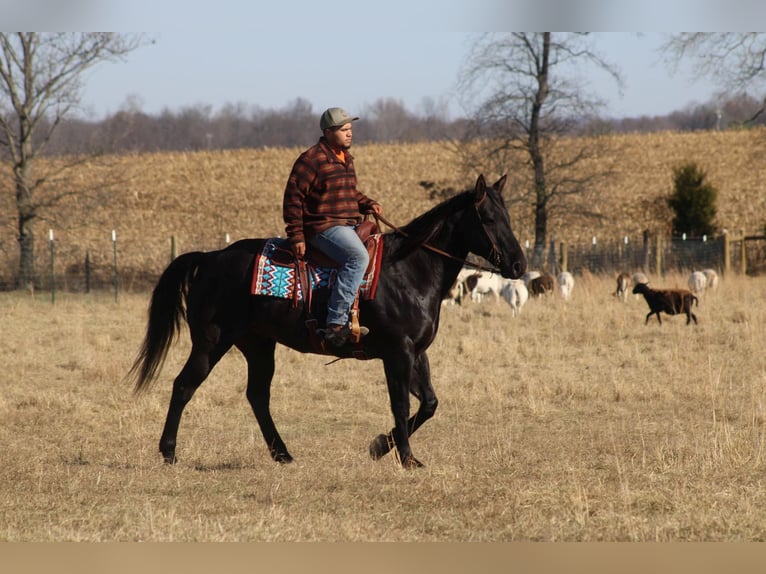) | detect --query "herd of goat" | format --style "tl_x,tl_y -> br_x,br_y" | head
444,266 -> 720,326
